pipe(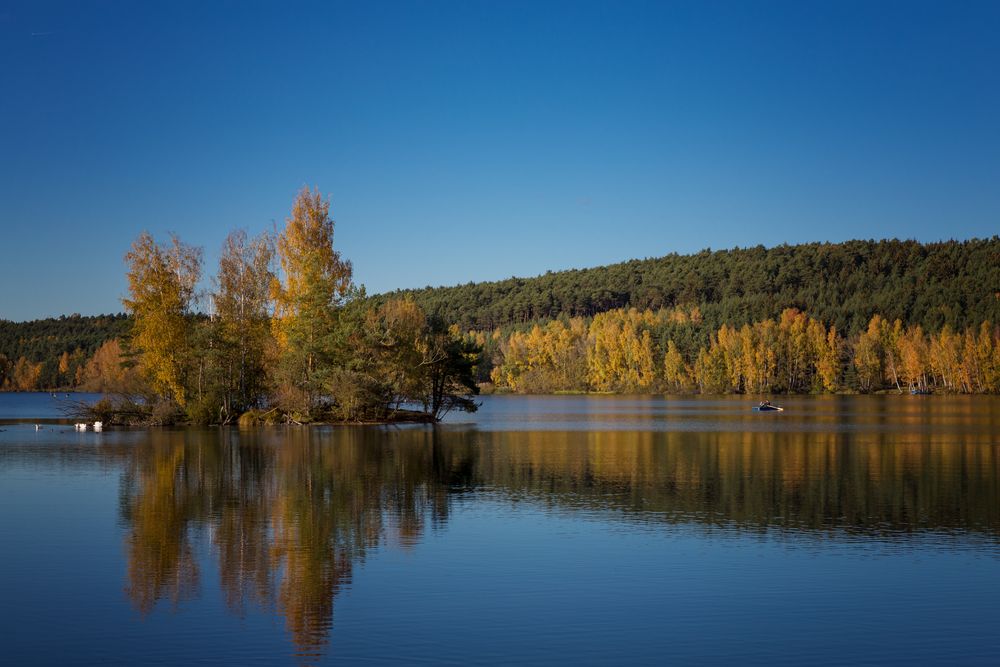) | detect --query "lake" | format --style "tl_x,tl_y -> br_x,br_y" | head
1,393 -> 998,665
